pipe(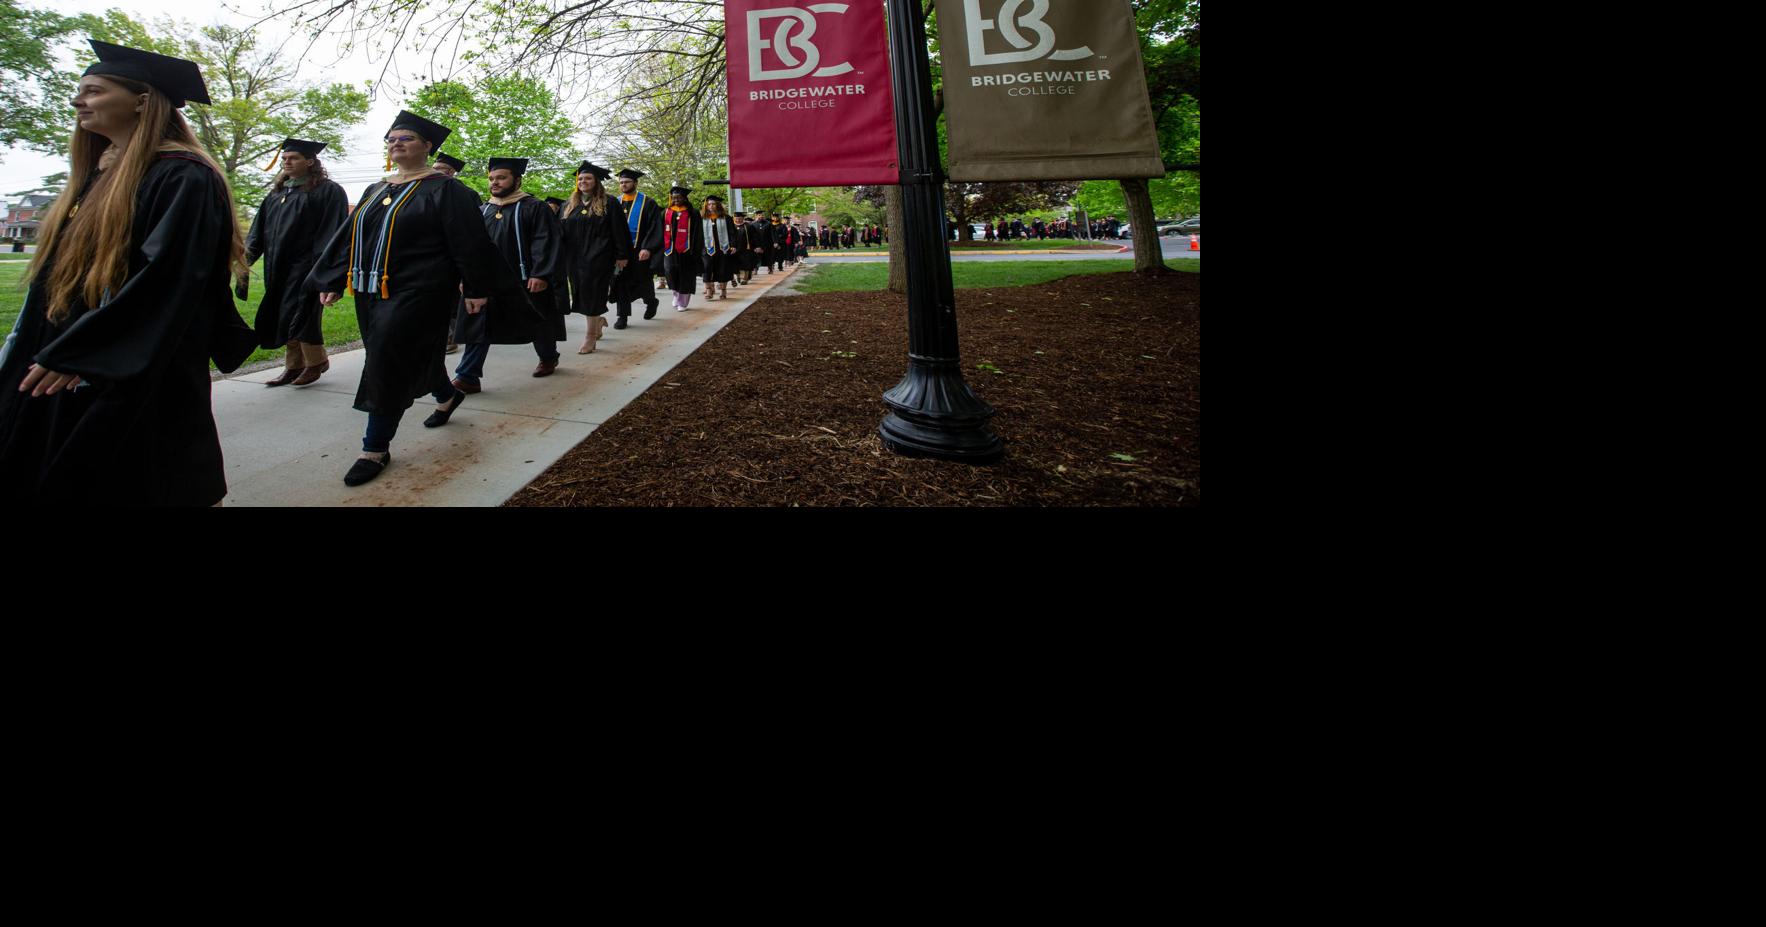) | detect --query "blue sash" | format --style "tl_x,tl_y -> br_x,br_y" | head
625,192 -> 647,247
